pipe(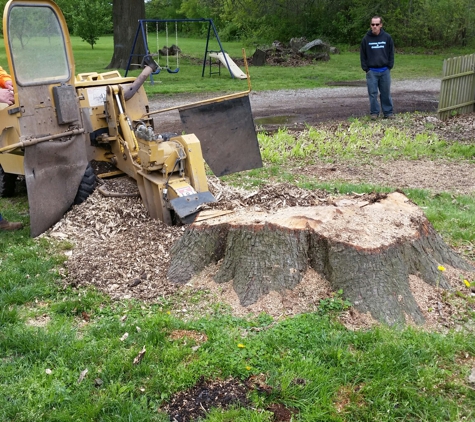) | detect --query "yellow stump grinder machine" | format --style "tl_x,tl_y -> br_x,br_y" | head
0,0 -> 262,237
